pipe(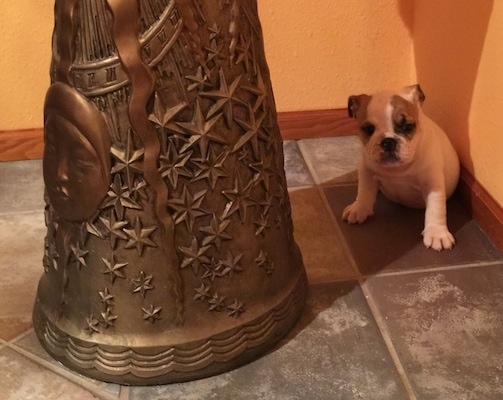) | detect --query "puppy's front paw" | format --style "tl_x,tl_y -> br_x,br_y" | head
422,225 -> 455,251
342,202 -> 374,224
